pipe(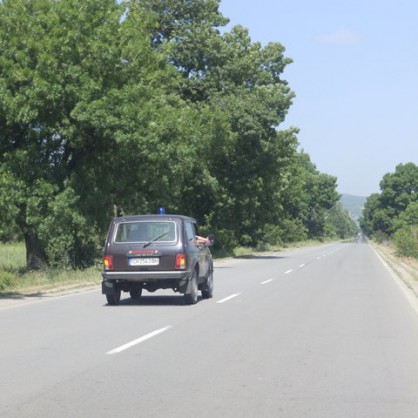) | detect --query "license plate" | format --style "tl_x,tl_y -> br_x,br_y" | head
129,257 -> 159,266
